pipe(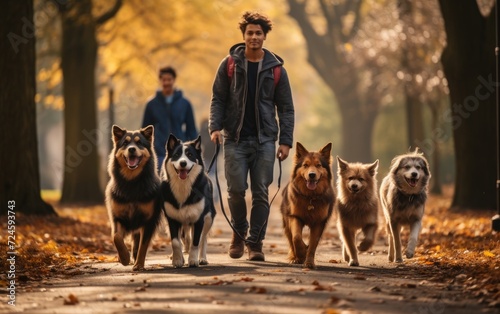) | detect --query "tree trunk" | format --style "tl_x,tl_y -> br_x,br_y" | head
331,74 -> 376,162
399,0 -> 426,150
0,0 -> 56,215
438,0 -> 497,210
287,0 -> 377,162
429,98 -> 443,195
59,0 -> 103,205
